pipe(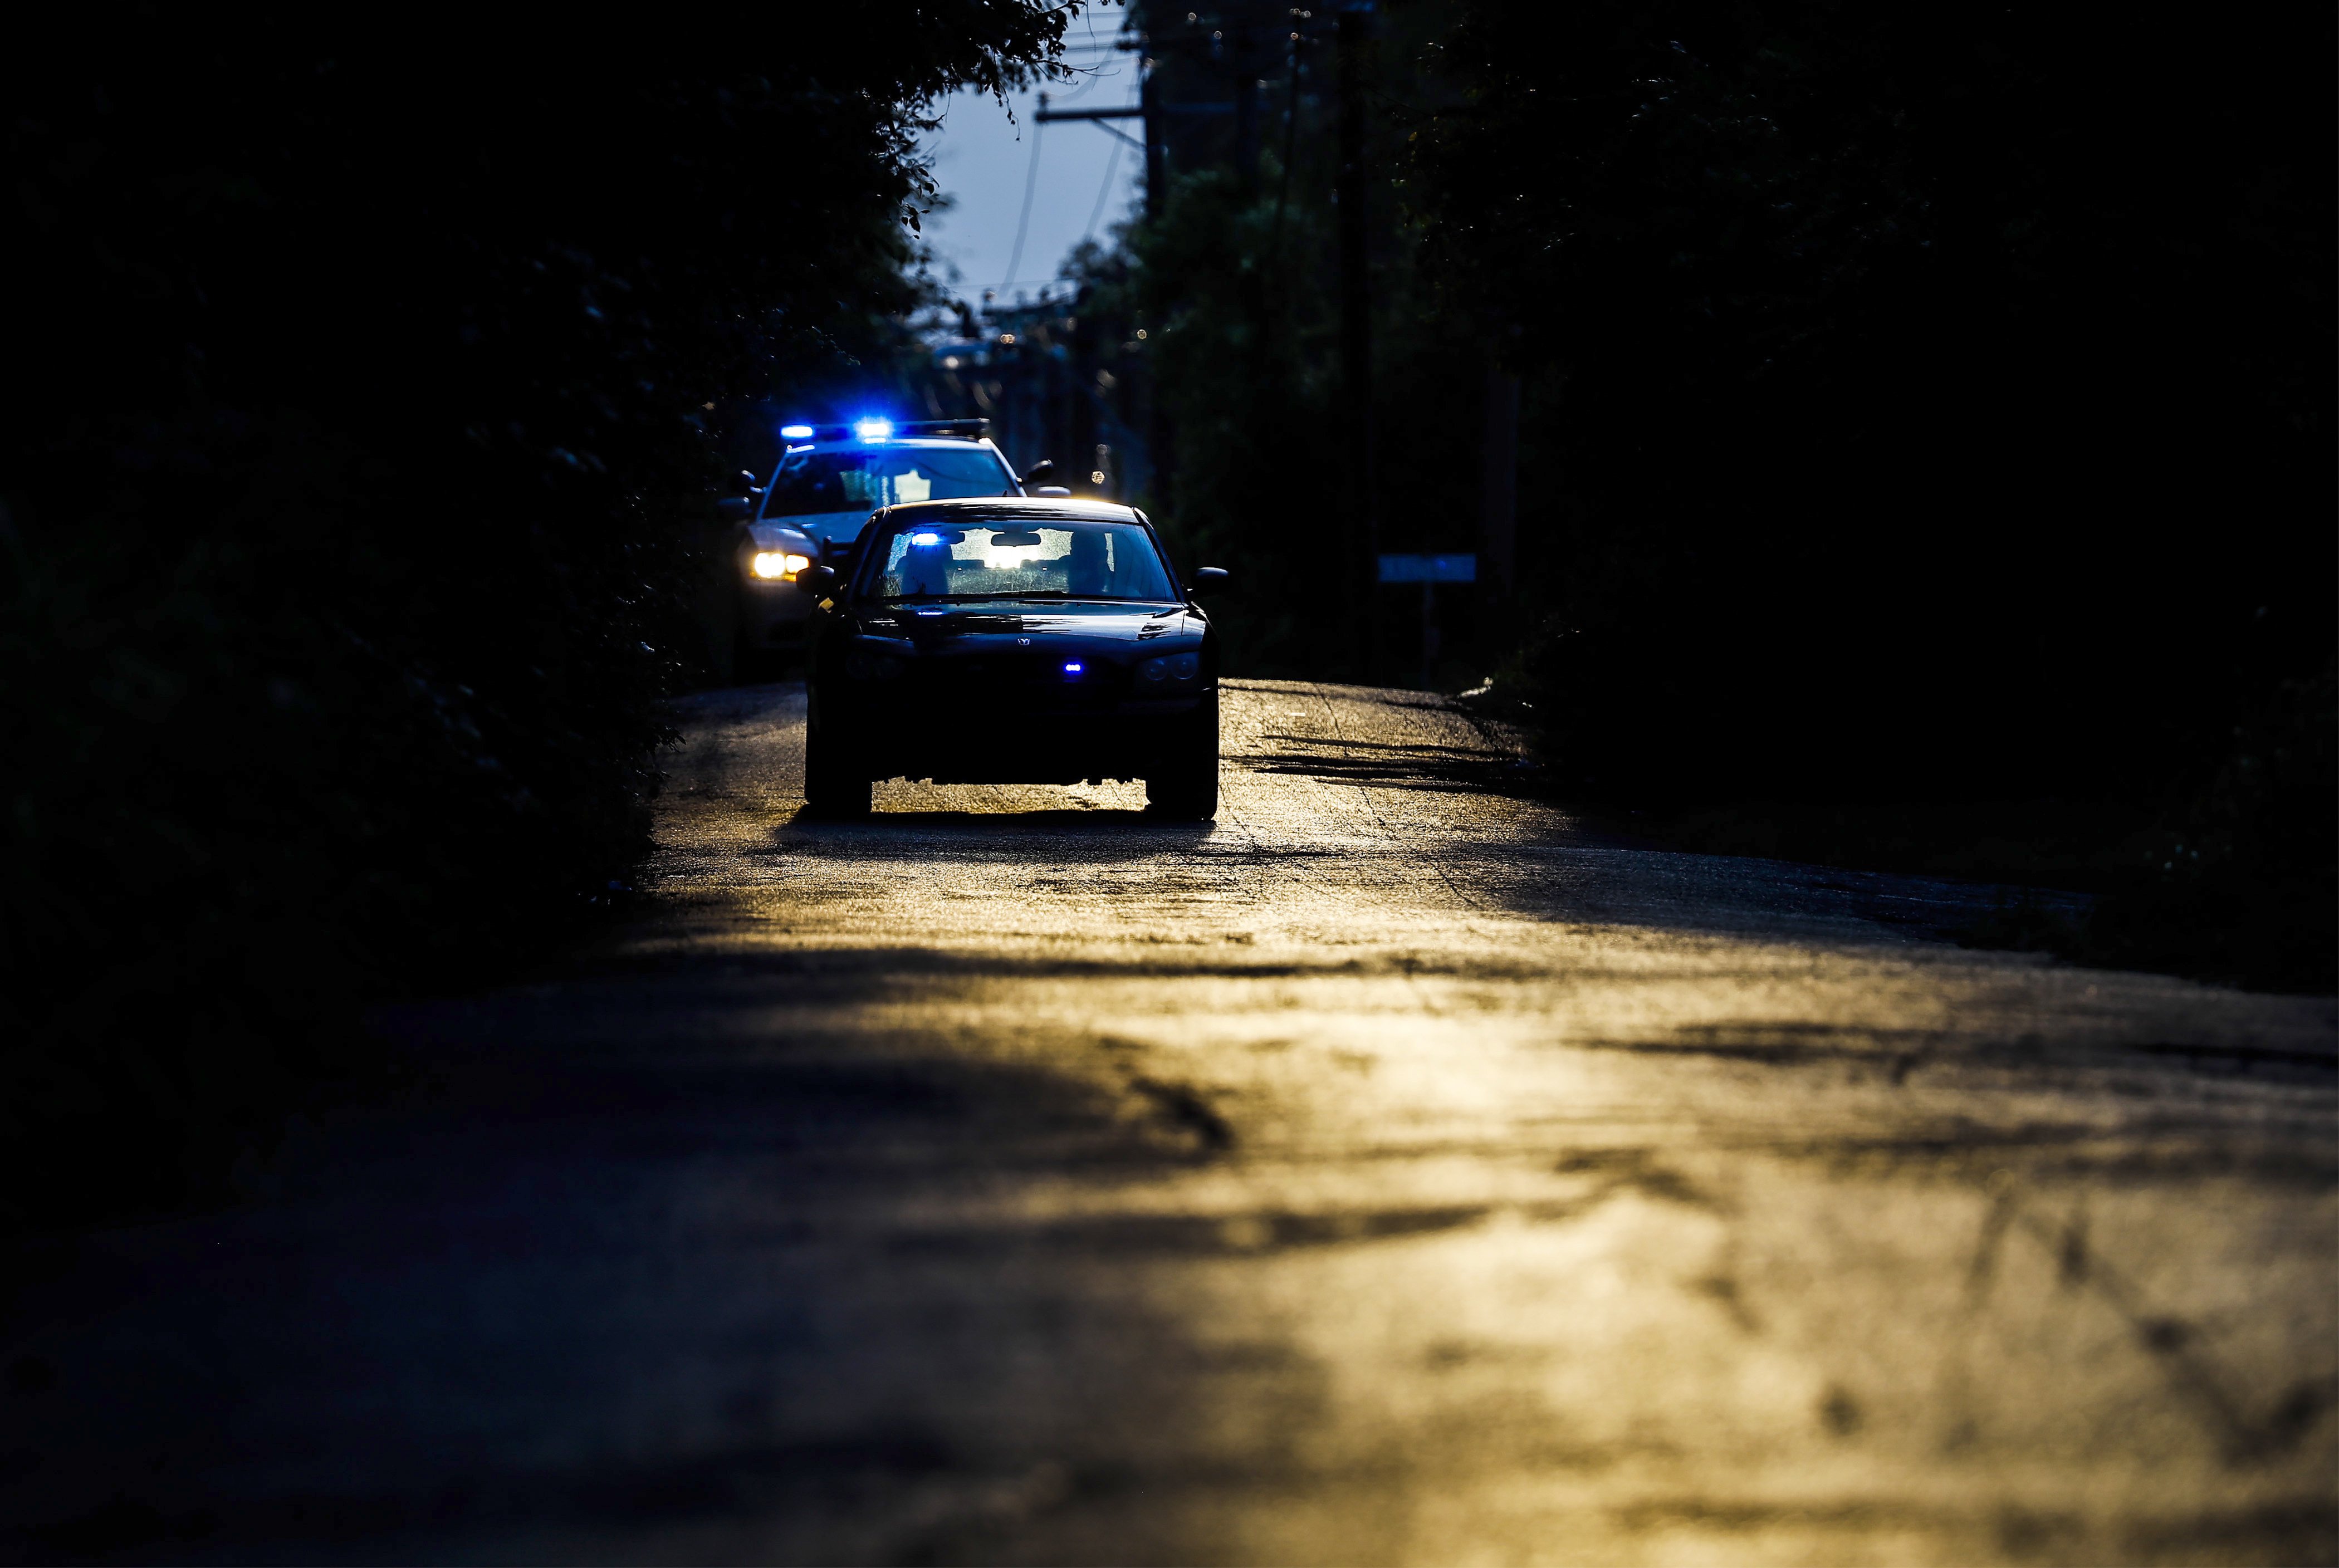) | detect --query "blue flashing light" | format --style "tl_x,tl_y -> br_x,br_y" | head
910,532 -> 943,546
780,424 -> 814,440
854,418 -> 894,441
1063,661 -> 1084,674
